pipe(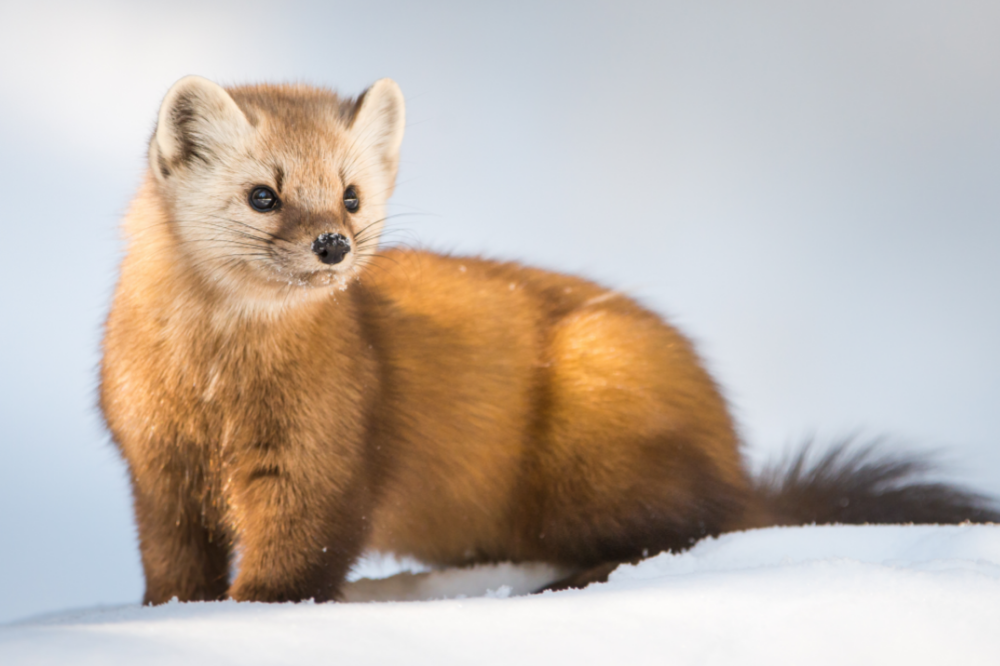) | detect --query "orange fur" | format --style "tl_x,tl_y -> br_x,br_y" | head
101,77 -> 754,603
